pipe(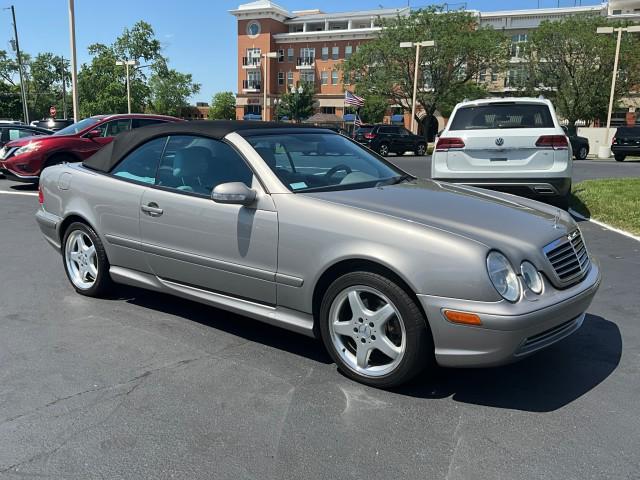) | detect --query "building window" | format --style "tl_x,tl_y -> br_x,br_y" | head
491,70 -> 498,82
510,33 -> 527,58
345,45 -> 353,59
332,46 -> 339,60
478,69 -> 487,83
321,107 -> 336,114
612,9 -> 622,14
246,47 -> 261,67
278,49 -> 284,62
300,71 -> 315,84
278,72 -> 285,85
300,47 -> 315,63
321,46 -> 329,61
287,71 -> 293,86
245,105 -> 262,116
331,70 -> 338,85
287,48 -> 294,62
321,71 -> 328,85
